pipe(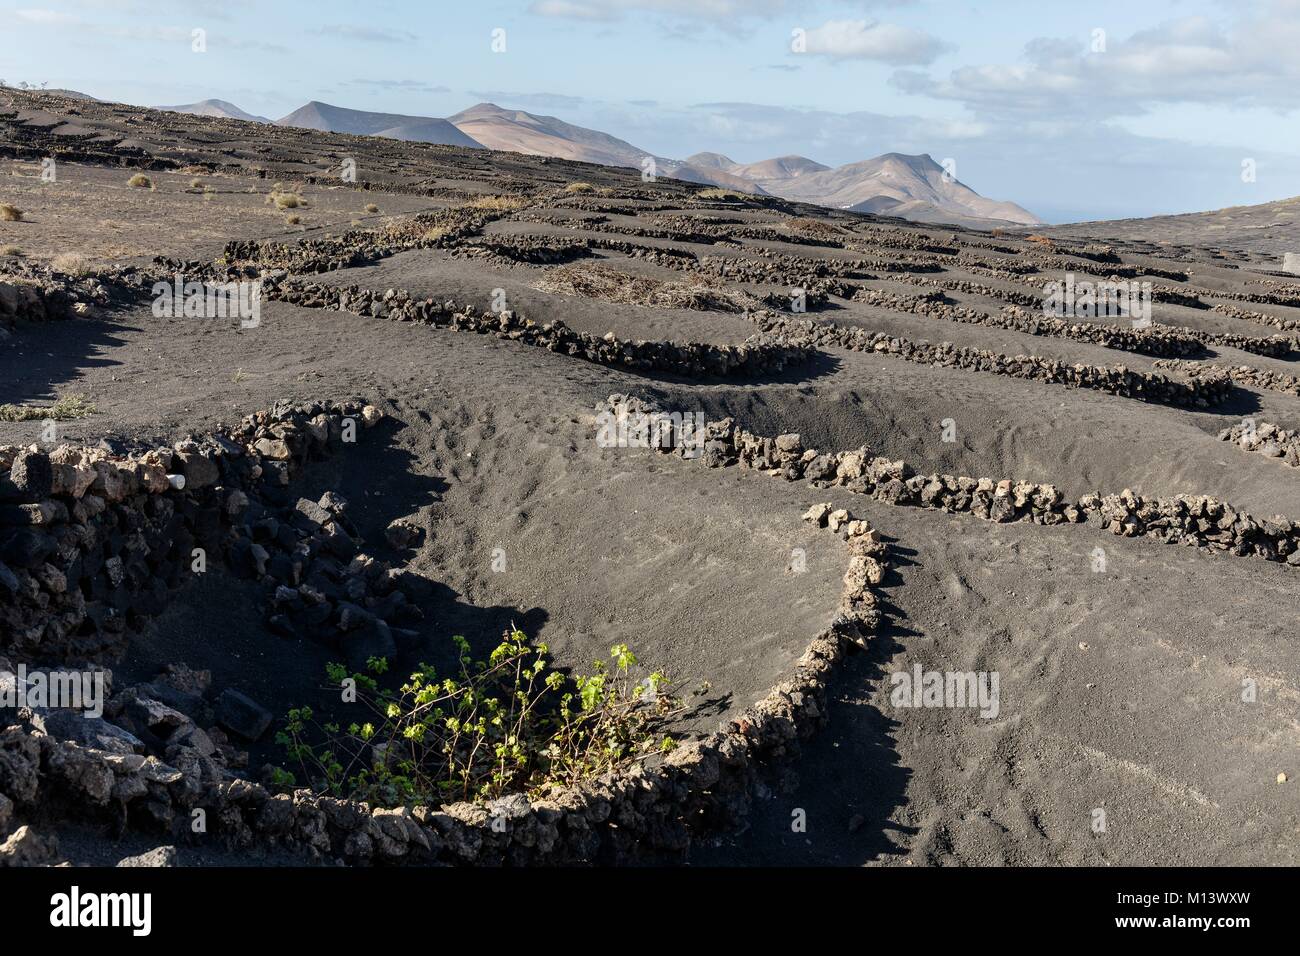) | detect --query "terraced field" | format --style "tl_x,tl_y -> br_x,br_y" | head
1,90 -> 1297,867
